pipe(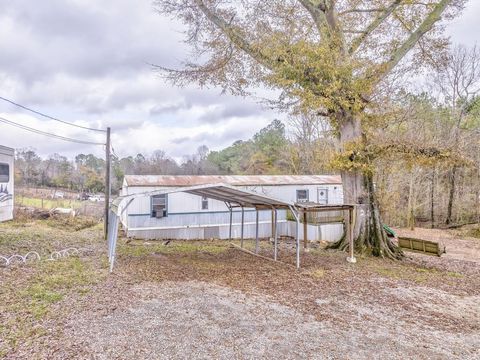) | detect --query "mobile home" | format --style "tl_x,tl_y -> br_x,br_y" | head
120,175 -> 344,241
0,145 -> 14,222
